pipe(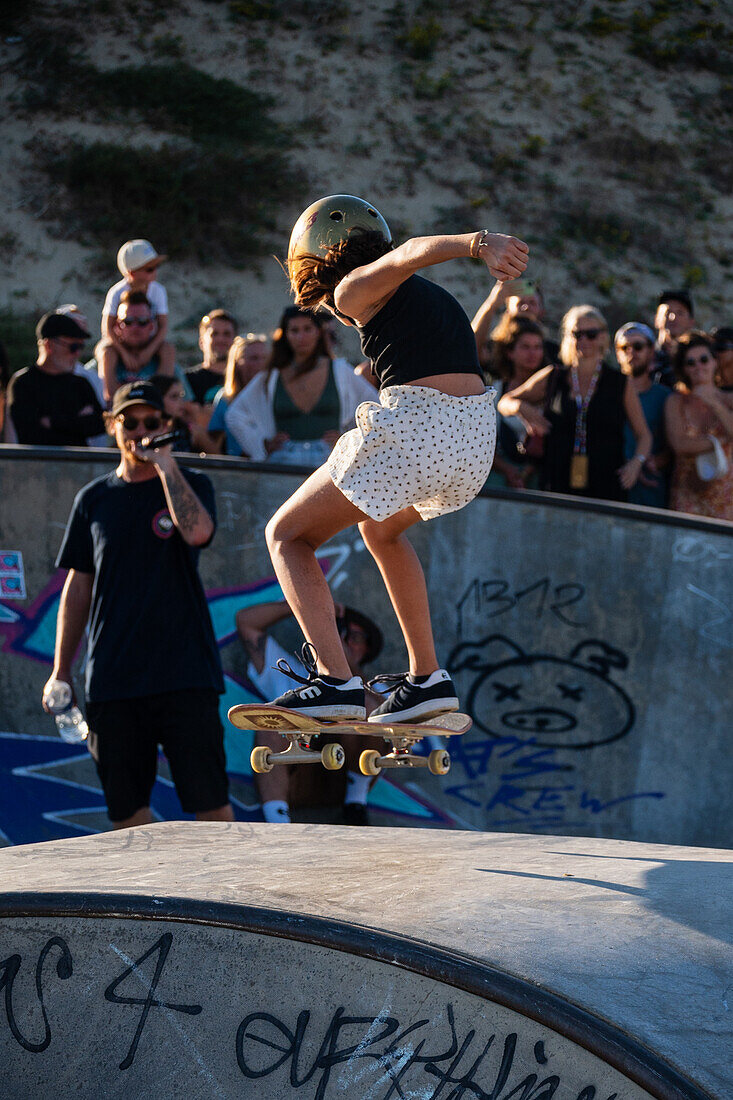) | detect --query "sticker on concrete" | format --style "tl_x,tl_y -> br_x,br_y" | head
0,551 -> 25,599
